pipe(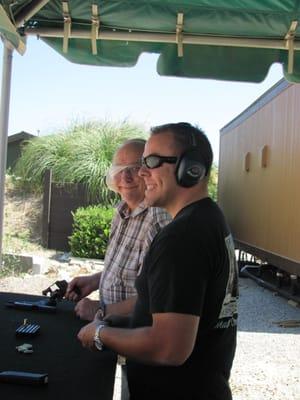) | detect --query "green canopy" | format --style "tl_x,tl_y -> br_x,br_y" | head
0,1 -> 300,82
